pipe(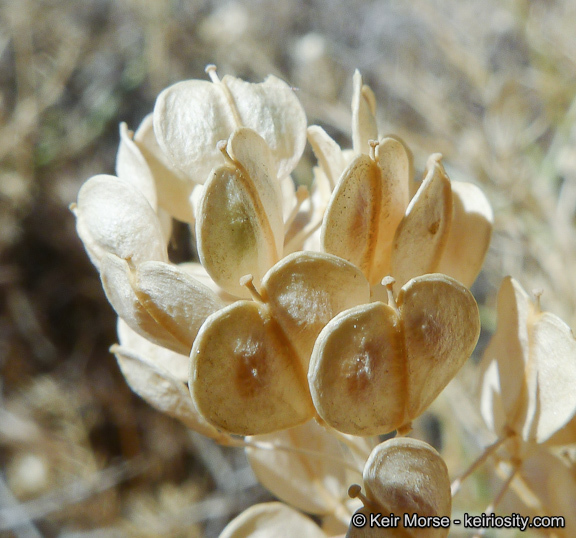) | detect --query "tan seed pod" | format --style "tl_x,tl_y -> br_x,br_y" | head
309,274 -> 480,436
223,74 -> 308,179
390,155 -> 452,289
347,438 -> 451,538
111,339 -> 225,442
196,128 -> 284,298
262,251 -> 371,368
436,181 -> 493,287
134,114 -> 196,222
154,78 -> 234,184
117,319 -> 189,382
321,138 -> 409,285
101,254 -> 179,353
116,122 -> 157,210
307,125 -> 347,190
100,254 -> 224,356
190,300 -> 315,436
480,277 -> 576,445
191,251 -> 371,436
117,121 -> 174,245
220,502 -> 327,538
351,70 -> 378,156
133,260 -> 226,350
153,70 -> 306,184
72,175 -> 168,270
